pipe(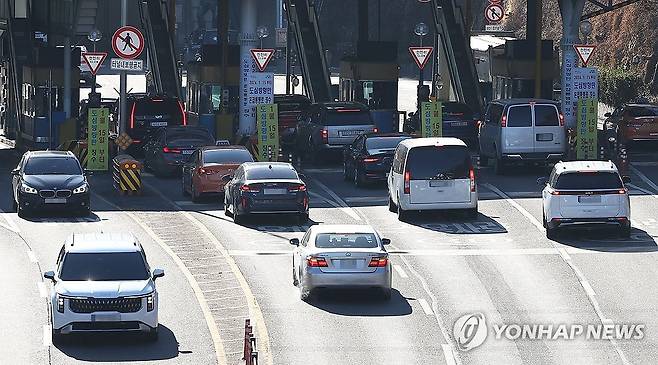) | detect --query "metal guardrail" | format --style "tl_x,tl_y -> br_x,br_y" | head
243,319 -> 258,365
